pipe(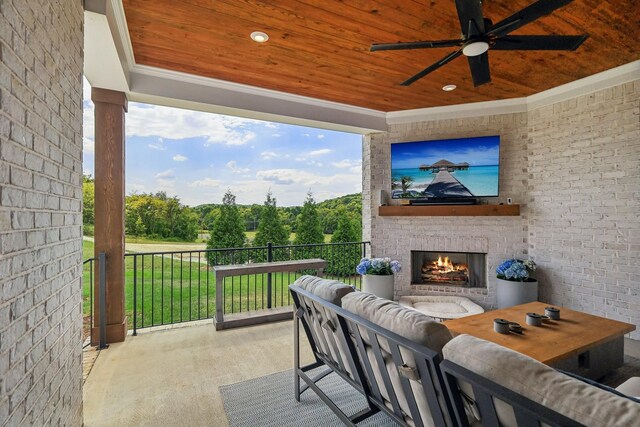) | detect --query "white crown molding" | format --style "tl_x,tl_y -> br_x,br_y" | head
386,60 -> 640,124
132,64 -> 386,117
386,97 -> 528,124
107,0 -> 135,73
526,60 -> 640,110
128,66 -> 387,133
